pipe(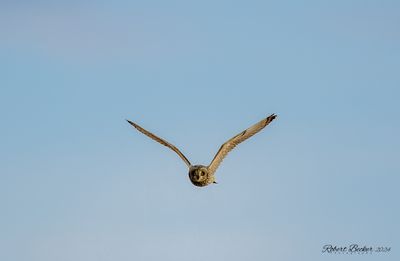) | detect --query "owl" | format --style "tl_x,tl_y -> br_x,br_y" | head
127,114 -> 277,187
